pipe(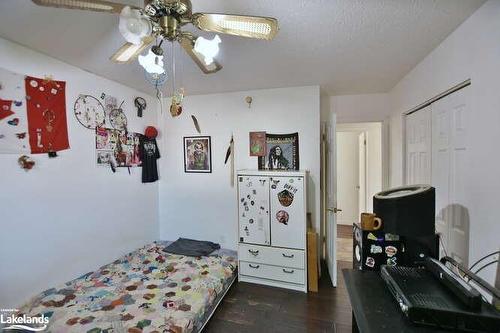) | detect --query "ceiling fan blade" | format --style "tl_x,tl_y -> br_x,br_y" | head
192,13 -> 278,40
31,0 -> 129,14
110,36 -> 154,63
179,34 -> 222,74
